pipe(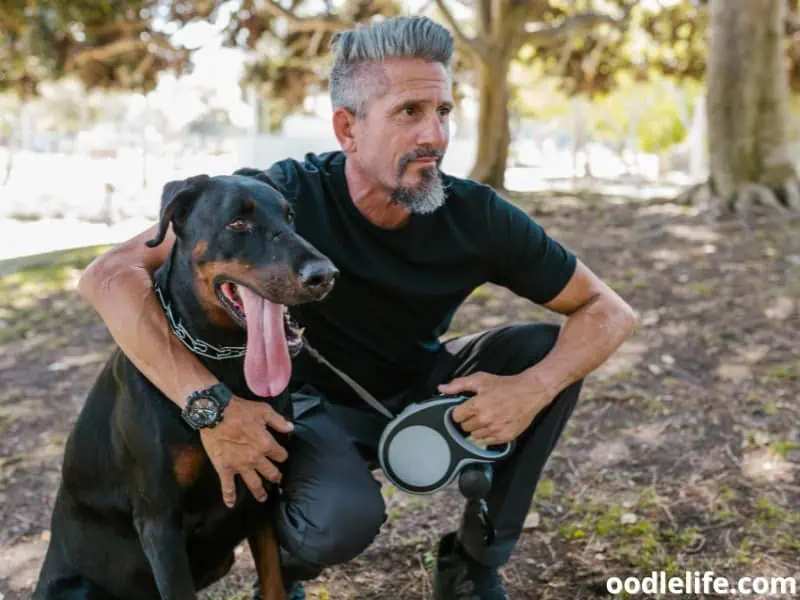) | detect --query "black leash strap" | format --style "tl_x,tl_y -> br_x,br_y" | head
301,338 -> 395,420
